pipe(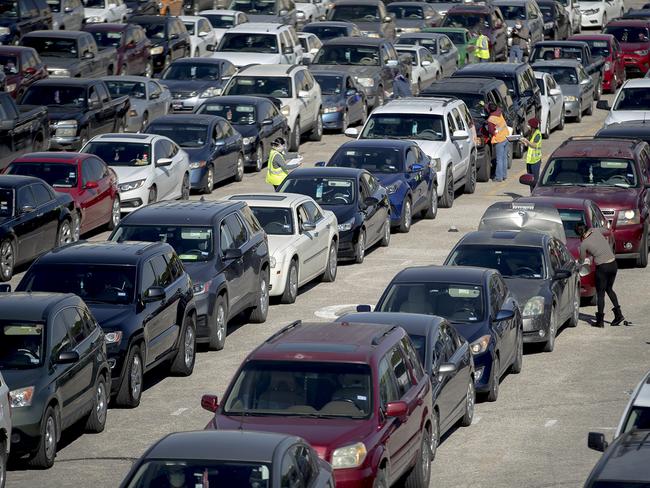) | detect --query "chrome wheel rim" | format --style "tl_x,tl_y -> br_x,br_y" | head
44,416 -> 56,461
145,61 -> 153,78
293,126 -> 300,149
289,265 -> 298,299
466,381 -> 475,419
59,221 -> 72,245
422,432 -> 431,479
358,233 -> 365,260
316,115 -> 323,137
0,241 -> 14,279
431,188 -> 437,215
207,168 -> 214,191
404,201 -> 411,230
111,198 -> 121,226
184,323 -> 194,368
237,157 -> 244,179
130,355 -> 142,400
384,218 -> 390,243
431,417 -> 438,458
260,276 -> 269,315
95,381 -> 107,426
216,305 -> 225,343
328,245 -> 337,277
